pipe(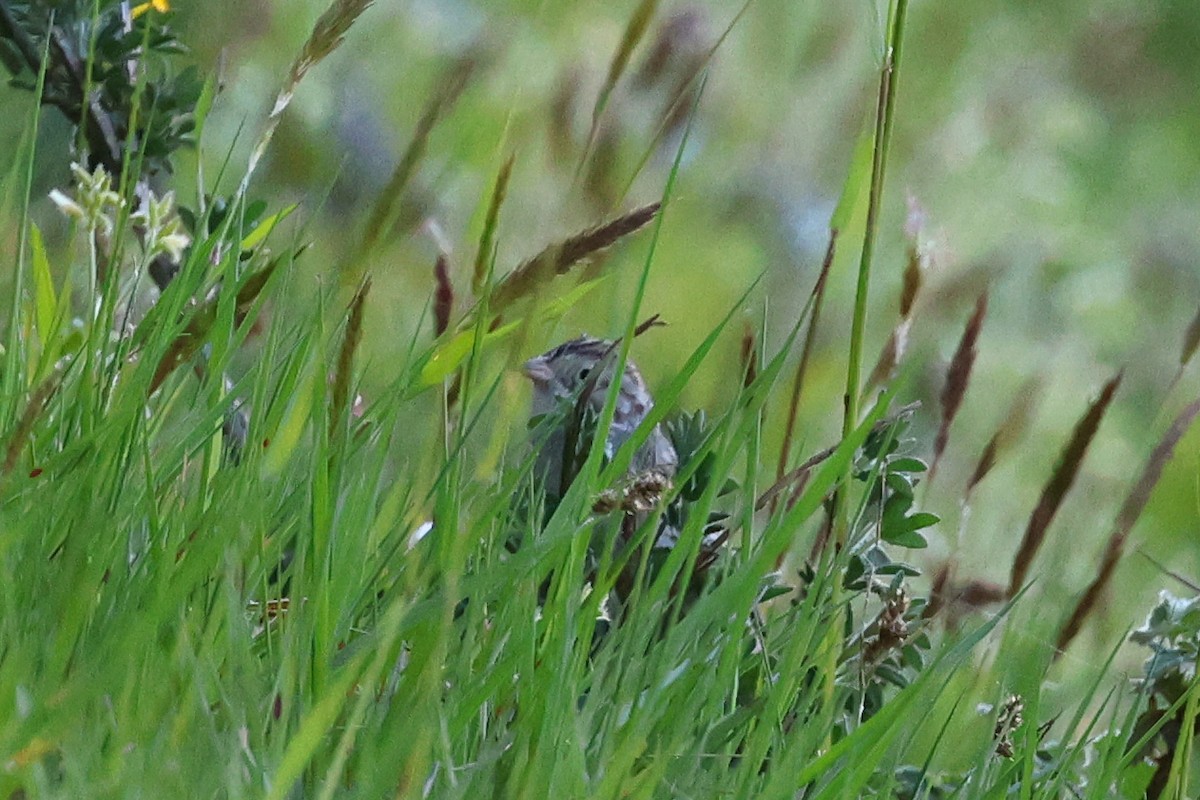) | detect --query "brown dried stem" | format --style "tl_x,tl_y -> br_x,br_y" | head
1,369 -> 63,479
360,53 -> 477,254
930,290 -> 988,479
775,230 -> 838,497
1056,394 -> 1200,653
330,276 -> 371,441
581,0 -> 660,172
966,377 -> 1041,495
433,254 -> 453,337
1007,372 -> 1122,598
149,261 -> 280,394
